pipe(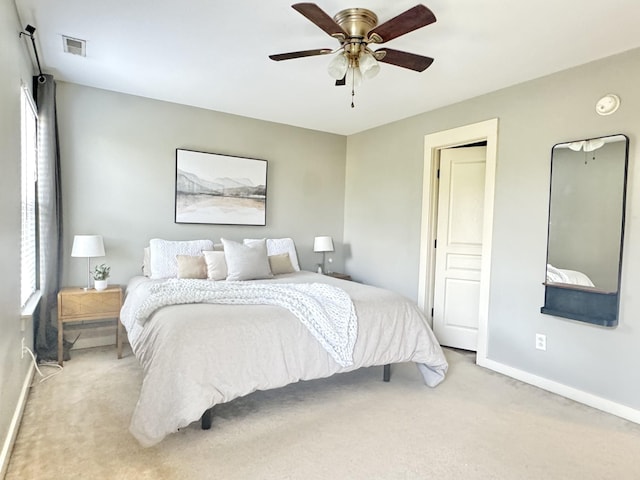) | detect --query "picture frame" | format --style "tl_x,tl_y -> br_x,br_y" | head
175,149 -> 267,225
